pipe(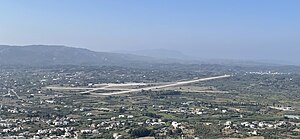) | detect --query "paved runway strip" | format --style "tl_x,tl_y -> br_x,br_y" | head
92,75 -> 231,96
